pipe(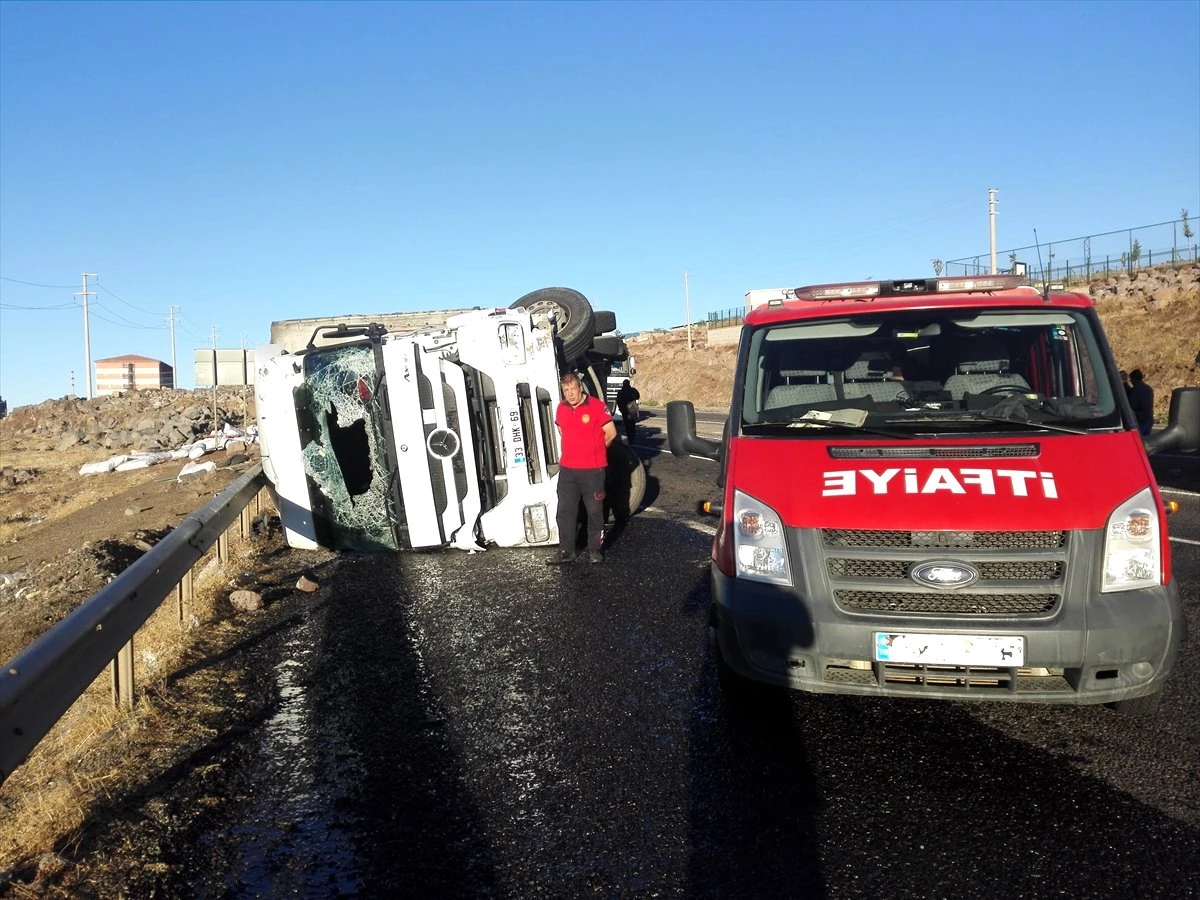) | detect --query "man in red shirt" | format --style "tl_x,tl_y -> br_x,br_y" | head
547,371 -> 617,565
